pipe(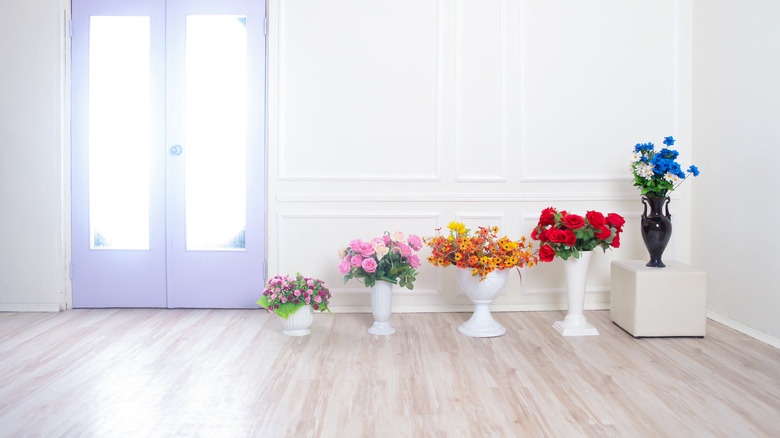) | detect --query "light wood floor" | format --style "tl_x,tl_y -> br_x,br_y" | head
0,309 -> 778,437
